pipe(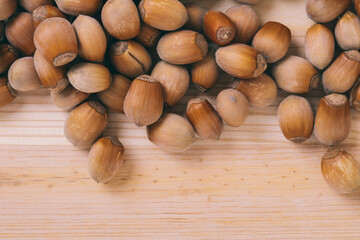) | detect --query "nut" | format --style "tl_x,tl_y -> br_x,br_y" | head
139,0 -> 188,31
33,5 -> 66,29
110,40 -> 152,79
34,17 -> 78,67
335,11 -> 360,51
233,73 -> 277,108
322,51 -> 360,93
151,61 -> 189,107
215,43 -> 267,79
314,94 -> 351,146
64,101 -> 108,147
5,12 -> 36,56
135,22 -> 162,48
183,4 -> 206,32
55,0 -> 102,16
203,10 -> 236,46
147,113 -> 195,153
305,24 -> 335,70
157,30 -> 208,65
0,77 -> 16,108
216,89 -> 249,127
191,51 -> 219,92
19,0 -> 54,12
68,62 -> 112,93
34,50 -> 67,91
225,5 -> 259,44
0,0 -> 17,21
123,75 -> 163,127
50,81 -> 90,109
186,98 -> 223,140
88,136 -> 125,183
321,148 -> 360,193
8,57 -> 43,91
72,15 -> 107,63
306,0 -> 350,23
97,74 -> 131,113
272,55 -> 319,94
278,95 -> 314,143
102,0 -> 140,40
0,44 -> 19,74
252,21 -> 291,63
